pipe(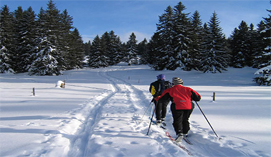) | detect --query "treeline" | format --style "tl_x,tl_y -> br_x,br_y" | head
147,2 -> 270,73
1,0 -> 84,75
1,1 -> 270,84
85,31 -> 142,67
